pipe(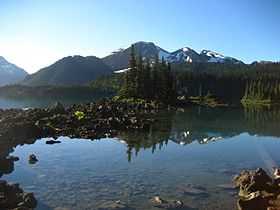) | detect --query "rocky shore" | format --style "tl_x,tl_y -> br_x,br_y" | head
233,168 -> 280,210
0,180 -> 37,210
0,99 -> 161,142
